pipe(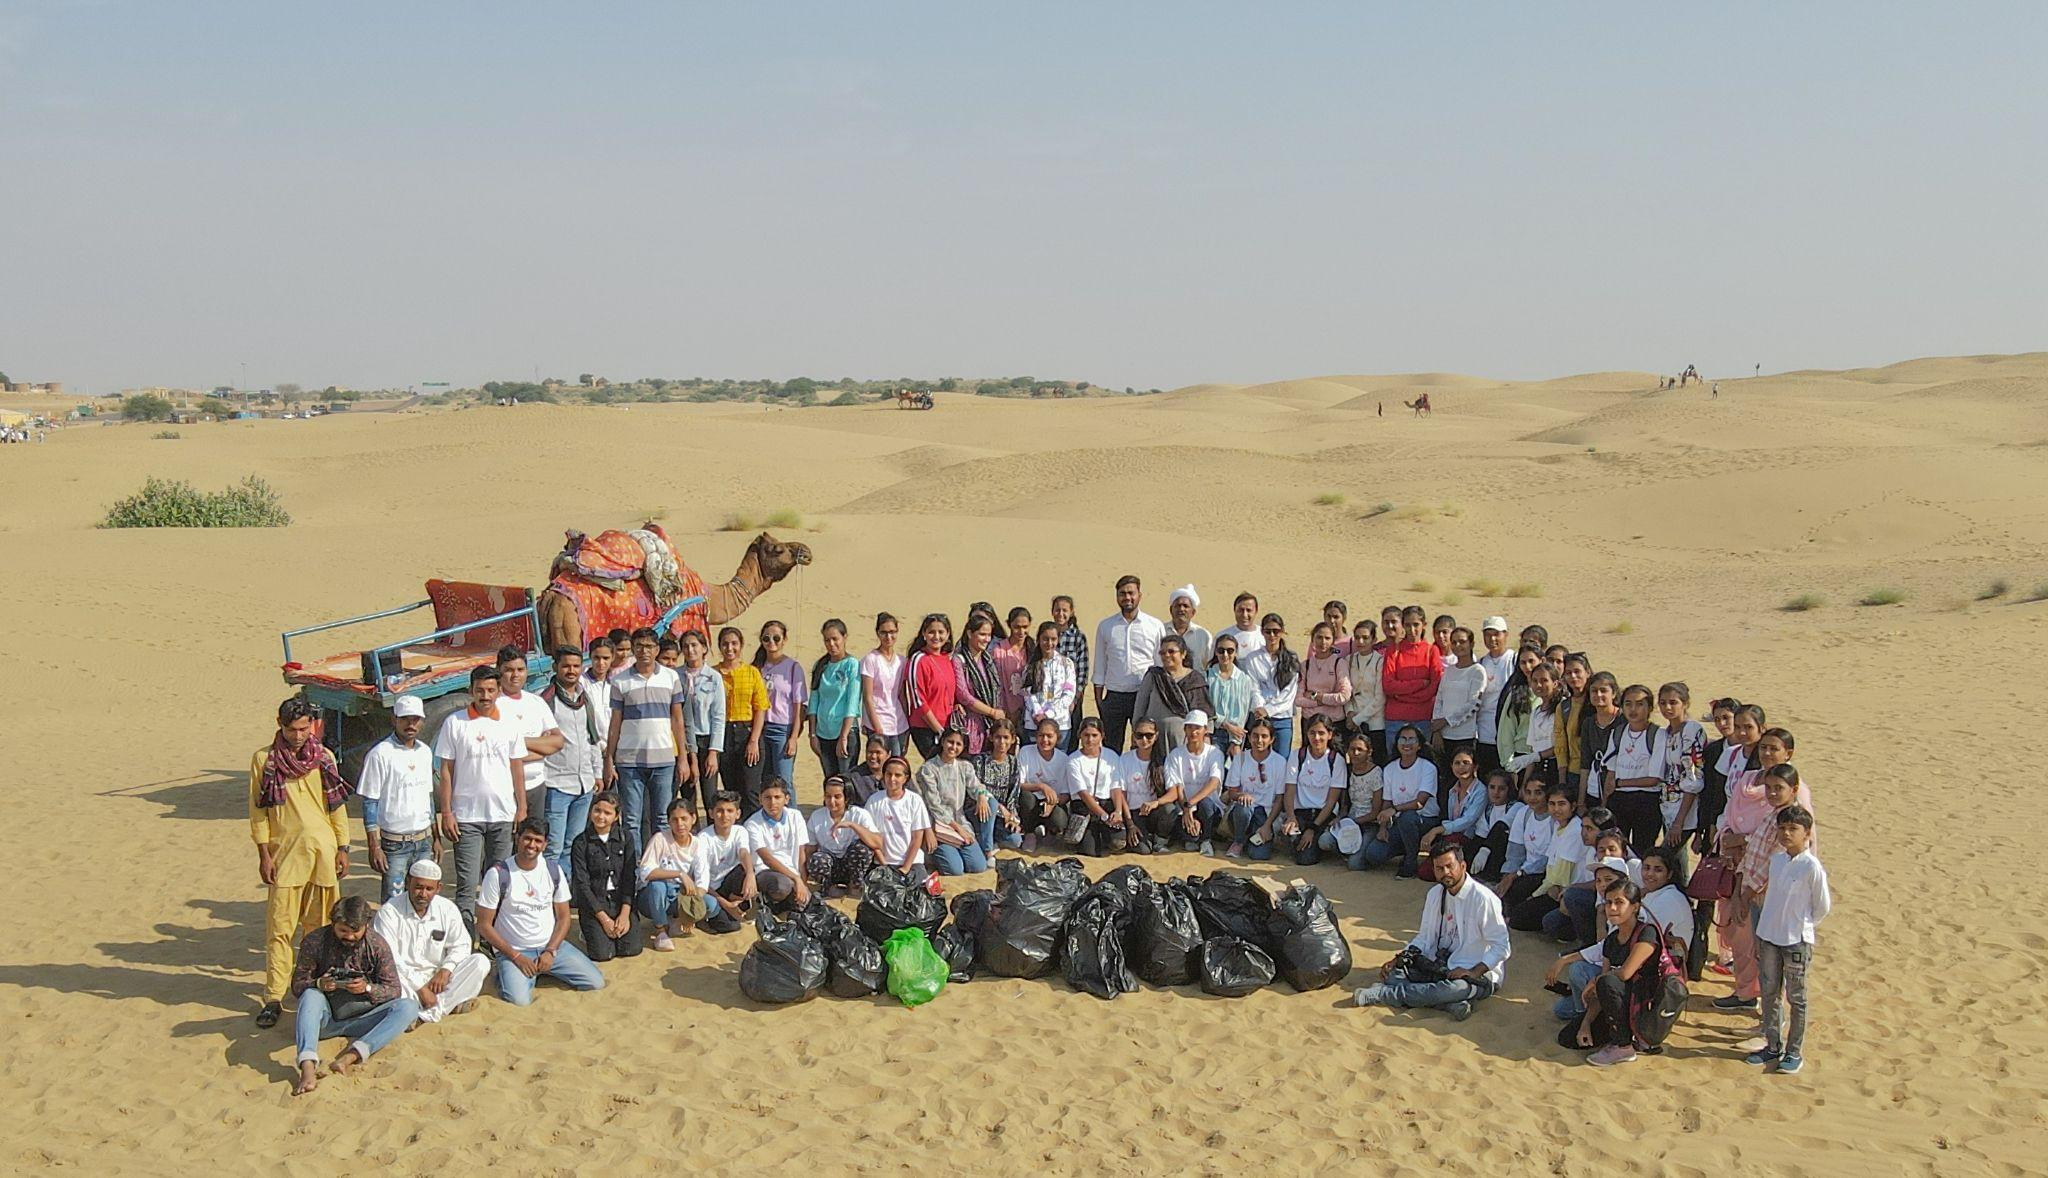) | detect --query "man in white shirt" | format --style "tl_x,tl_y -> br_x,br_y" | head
492,647 -> 564,806
1353,843 -> 1510,1020
434,666 -> 528,933
371,859 -> 487,1023
359,695 -> 438,901
1221,592 -> 1263,665
1166,584 -> 1212,670
477,819 -> 605,1005
741,780 -> 812,910
1474,616 -> 1516,776
1091,575 -> 1167,753
1167,712 -> 1227,854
